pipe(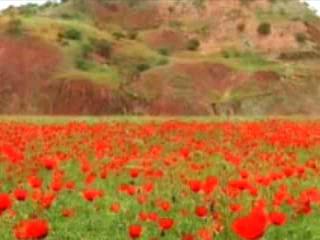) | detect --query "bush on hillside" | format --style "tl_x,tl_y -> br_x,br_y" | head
136,63 -> 151,73
222,48 -> 240,59
168,20 -> 183,30
19,4 -> 38,16
156,58 -> 169,66
6,18 -> 23,36
257,22 -> 271,36
61,13 -> 74,19
295,32 -> 307,44
91,39 -> 112,59
63,28 -> 82,40
112,32 -> 126,40
127,31 -> 138,40
240,0 -> 256,6
158,48 -> 170,56
76,59 -> 92,71
186,38 -> 200,51
81,43 -> 94,58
